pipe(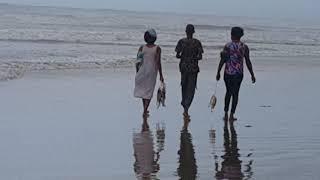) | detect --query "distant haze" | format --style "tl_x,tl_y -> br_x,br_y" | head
0,0 -> 319,20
